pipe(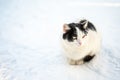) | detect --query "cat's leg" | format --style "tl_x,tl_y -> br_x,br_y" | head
76,59 -> 84,65
75,55 -> 95,65
83,51 -> 96,63
68,54 -> 96,65
83,54 -> 95,62
67,58 -> 84,65
67,58 -> 78,65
